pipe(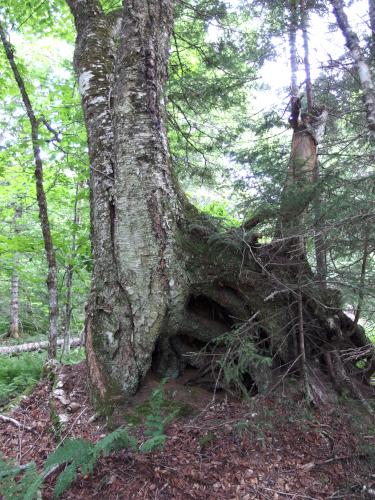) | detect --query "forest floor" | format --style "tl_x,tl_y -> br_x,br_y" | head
0,362 -> 375,499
